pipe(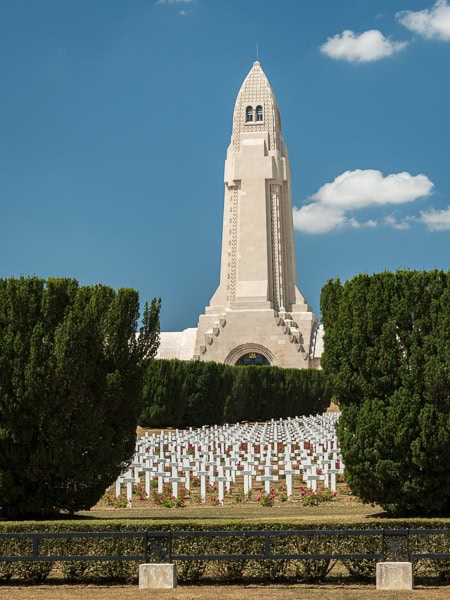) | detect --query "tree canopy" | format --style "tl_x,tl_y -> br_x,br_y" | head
321,269 -> 450,516
0,276 -> 160,518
